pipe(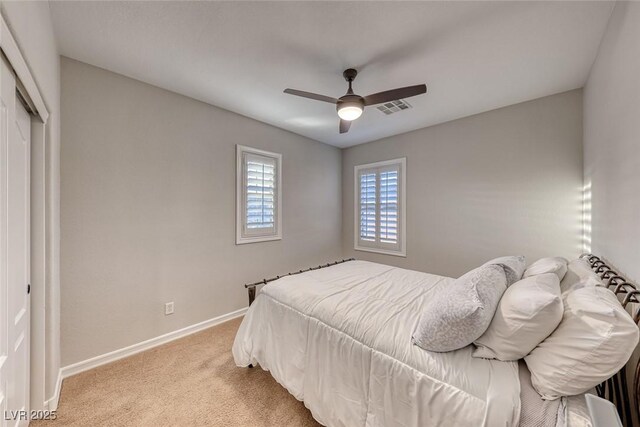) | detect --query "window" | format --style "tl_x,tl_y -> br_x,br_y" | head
354,158 -> 406,256
236,145 -> 282,244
